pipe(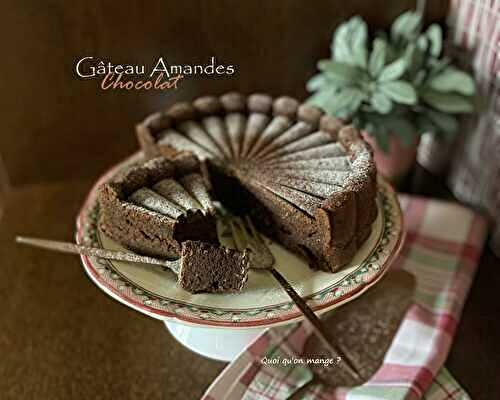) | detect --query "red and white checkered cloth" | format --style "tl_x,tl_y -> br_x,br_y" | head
446,0 -> 500,255
202,195 -> 488,400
